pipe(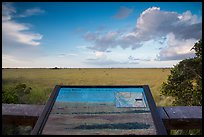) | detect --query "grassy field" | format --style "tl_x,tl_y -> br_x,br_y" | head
2,68 -> 174,106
